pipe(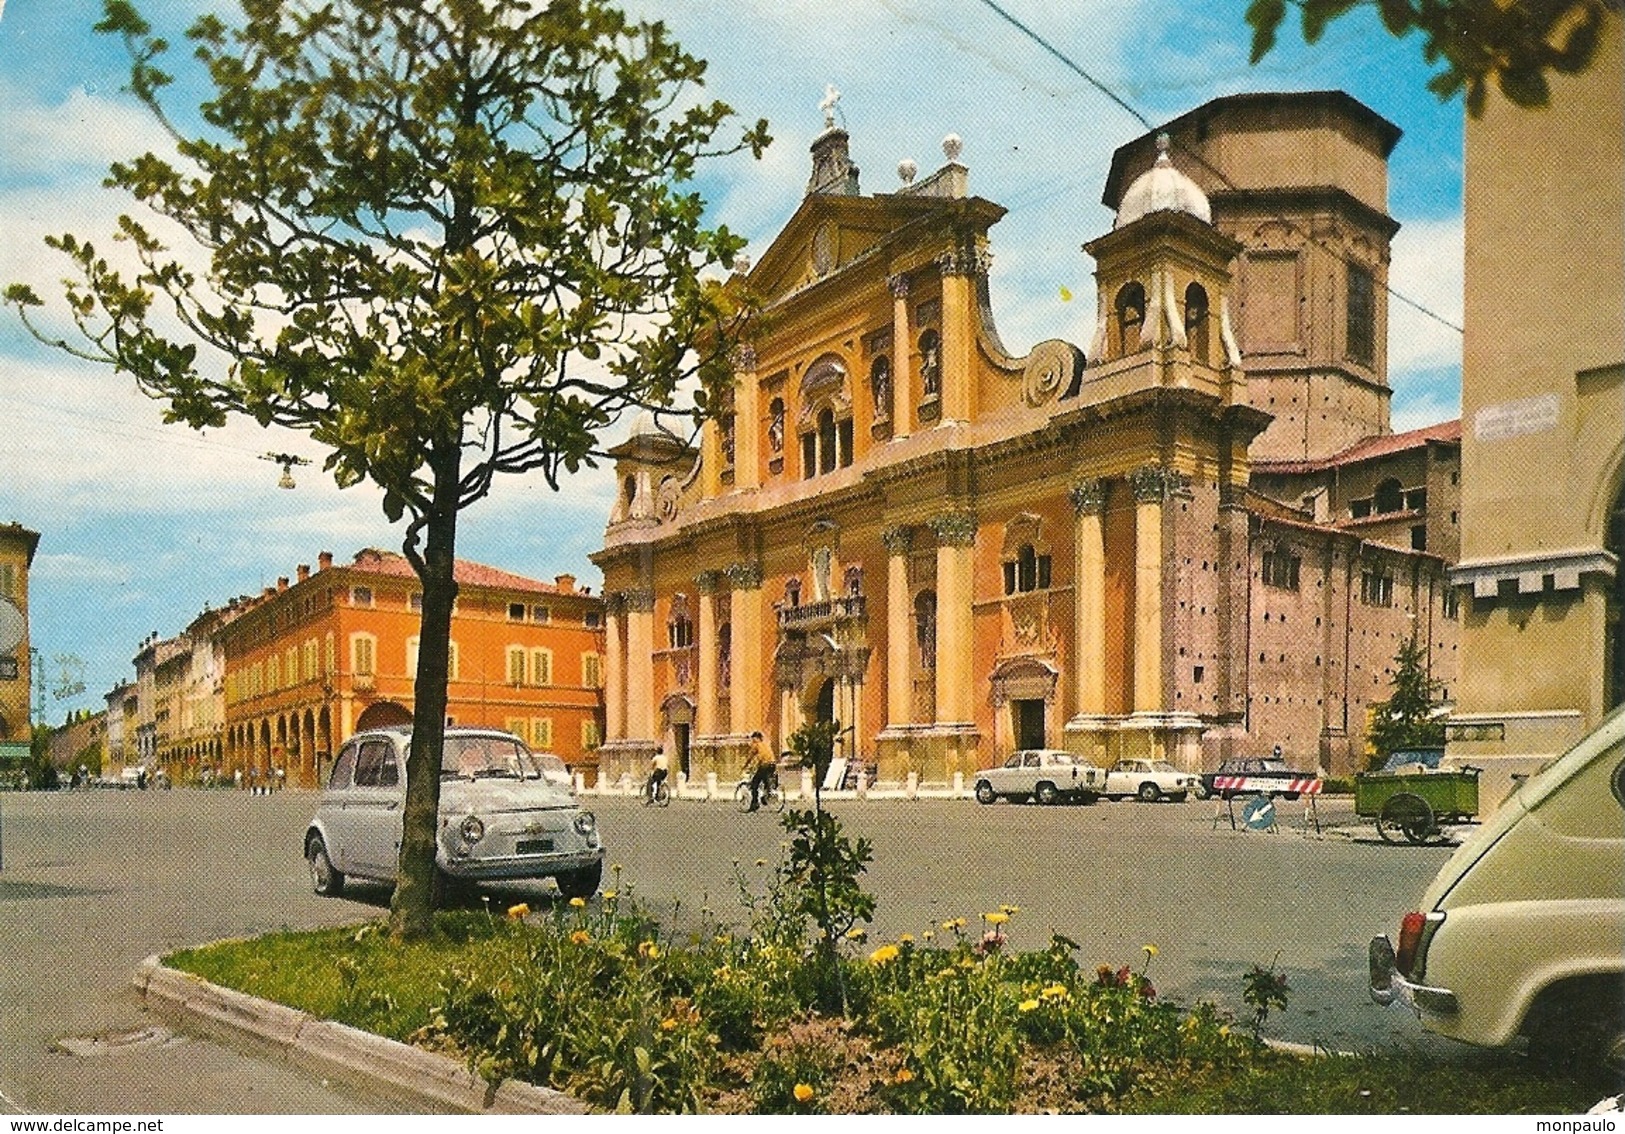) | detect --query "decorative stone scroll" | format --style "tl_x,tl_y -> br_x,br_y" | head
928,511 -> 979,547
1068,478 -> 1107,516
880,525 -> 915,555
724,561 -> 764,590
1022,339 -> 1080,407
